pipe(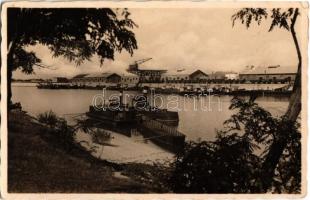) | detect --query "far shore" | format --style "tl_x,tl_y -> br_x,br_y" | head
12,81 -> 292,98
